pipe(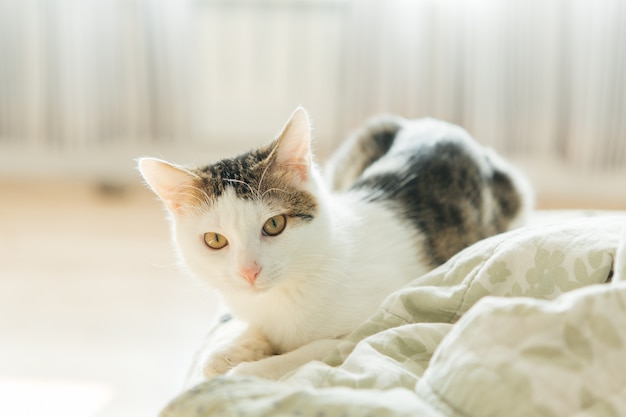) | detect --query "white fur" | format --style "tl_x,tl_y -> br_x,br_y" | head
141,110 -> 530,380
174,168 -> 426,357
